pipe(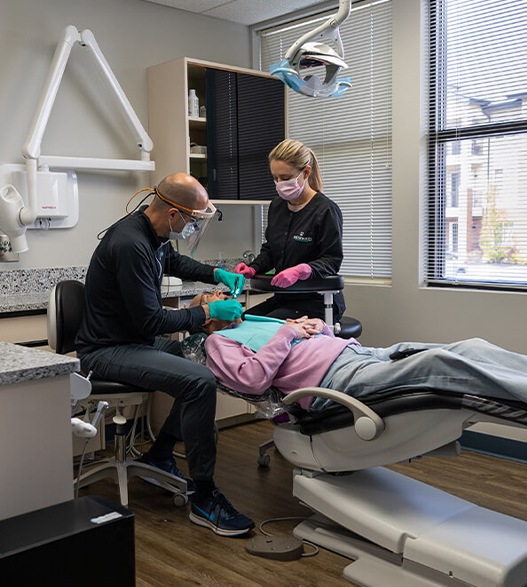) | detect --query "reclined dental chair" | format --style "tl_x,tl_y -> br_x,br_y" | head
220,274 -> 527,585
227,382 -> 527,587
249,274 -> 362,465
